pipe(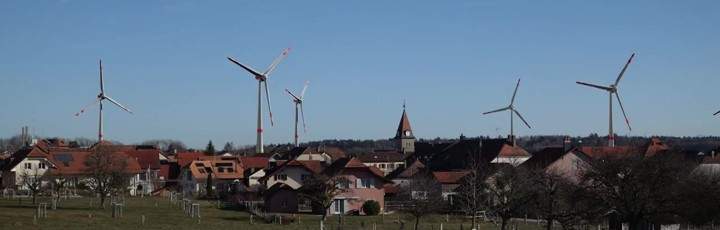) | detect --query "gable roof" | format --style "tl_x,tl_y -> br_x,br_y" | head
323,158 -> 392,183
357,150 -> 406,163
428,138 -> 528,171
261,159 -> 326,181
432,171 -> 471,184
124,147 -> 161,170
386,159 -> 426,180
176,151 -> 209,167
240,156 -> 270,169
520,147 -> 591,170
47,150 -> 142,176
